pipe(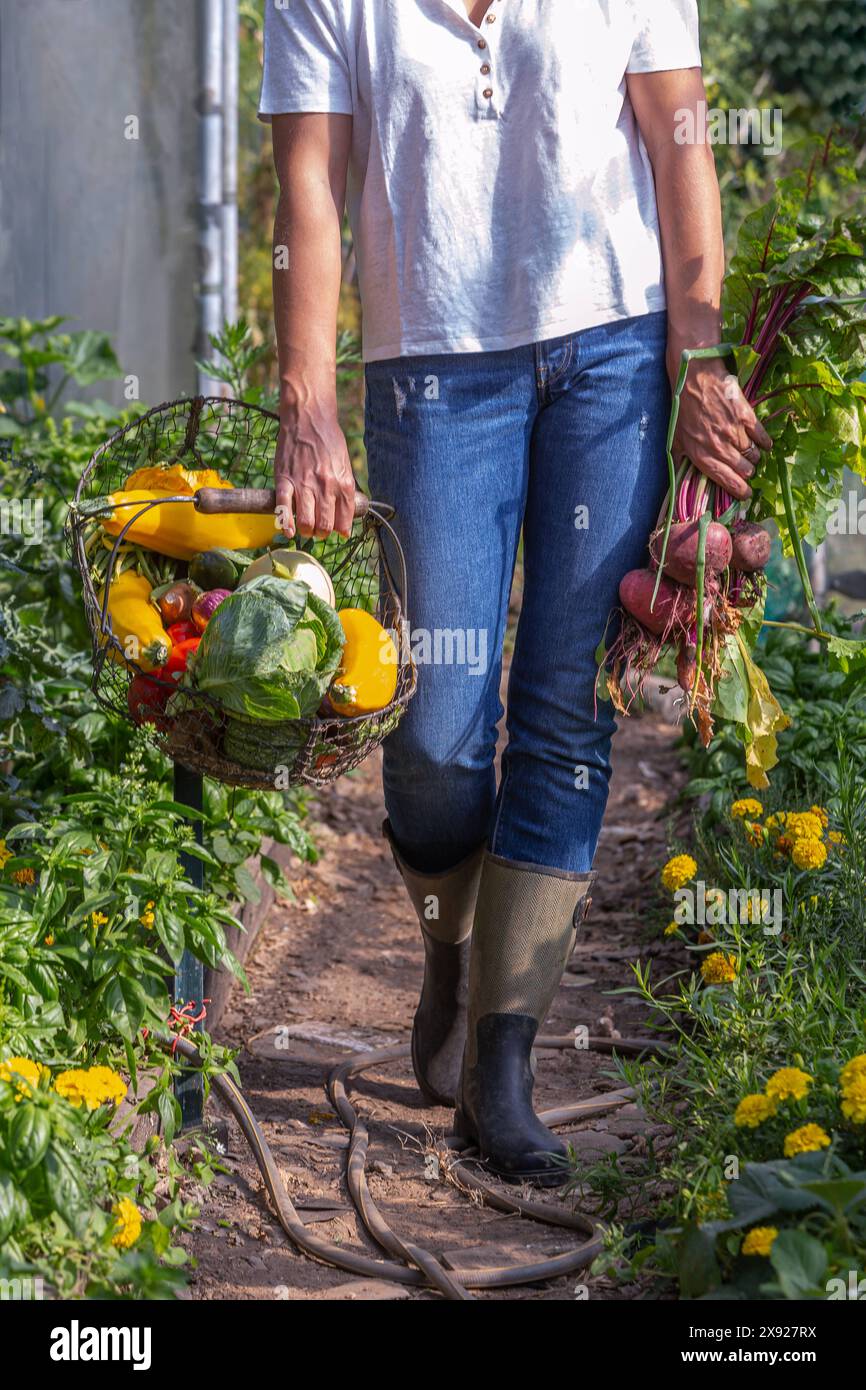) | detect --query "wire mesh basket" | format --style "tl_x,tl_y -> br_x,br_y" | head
66,395 -> 416,789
